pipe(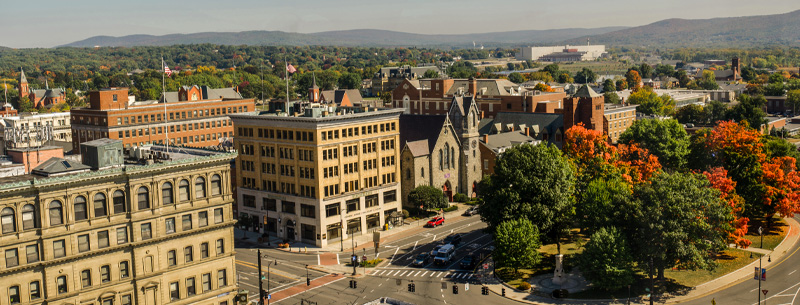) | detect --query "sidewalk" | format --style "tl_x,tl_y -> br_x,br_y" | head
484,216 -> 800,305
